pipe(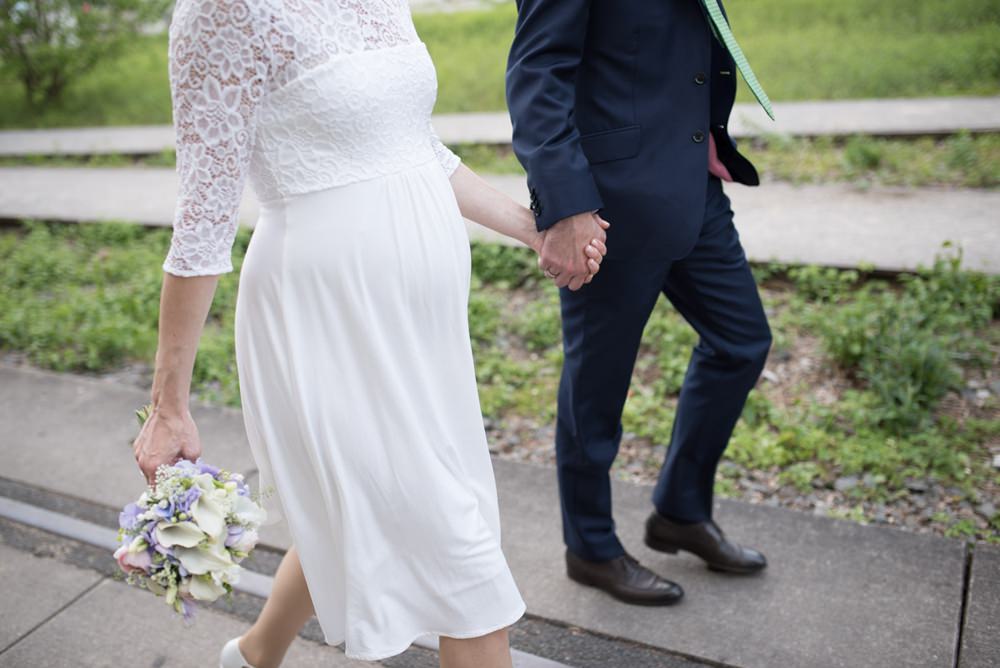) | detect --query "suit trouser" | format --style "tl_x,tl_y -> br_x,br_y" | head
555,175 -> 773,562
